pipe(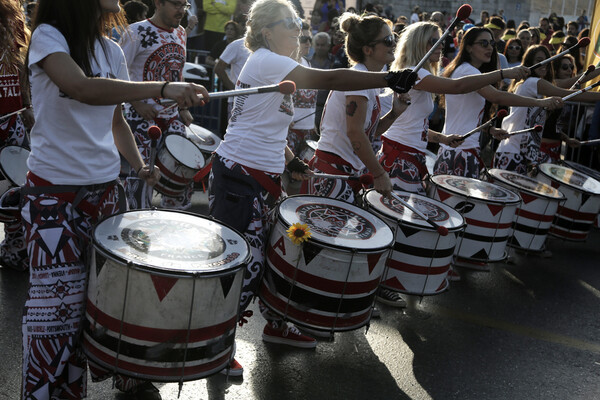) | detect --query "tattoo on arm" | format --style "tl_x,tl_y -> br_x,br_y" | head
346,100 -> 358,117
351,140 -> 361,152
